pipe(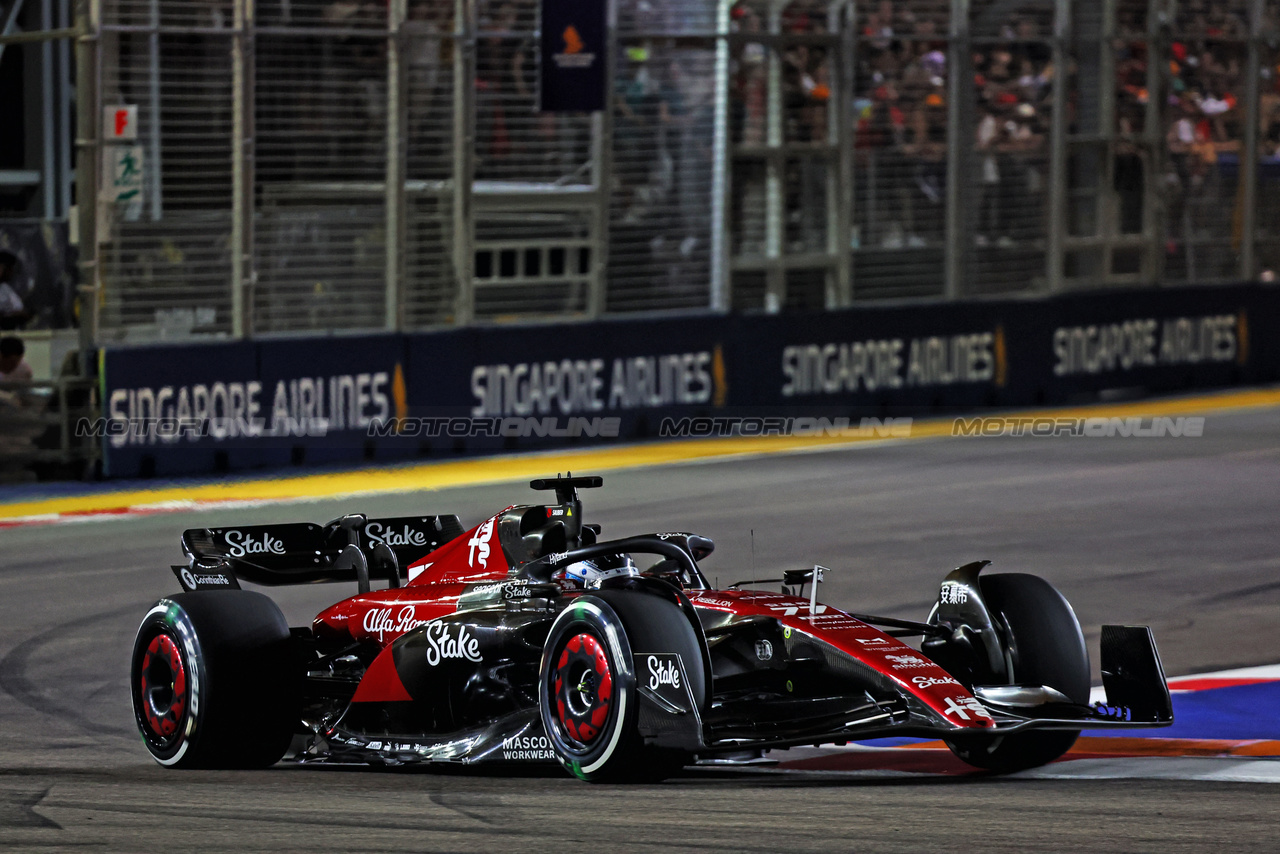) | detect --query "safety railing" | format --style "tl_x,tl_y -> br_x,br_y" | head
8,0 -> 1280,348
0,378 -> 100,481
